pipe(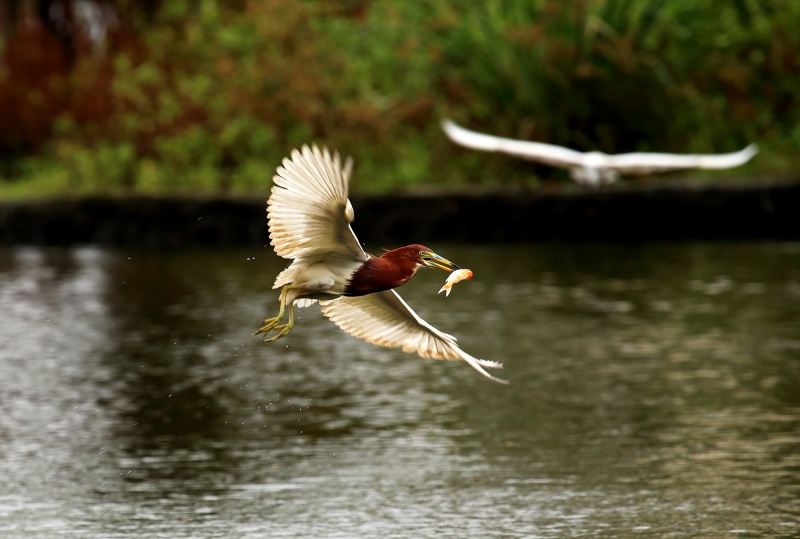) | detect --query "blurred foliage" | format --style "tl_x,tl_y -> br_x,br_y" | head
0,0 -> 798,196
